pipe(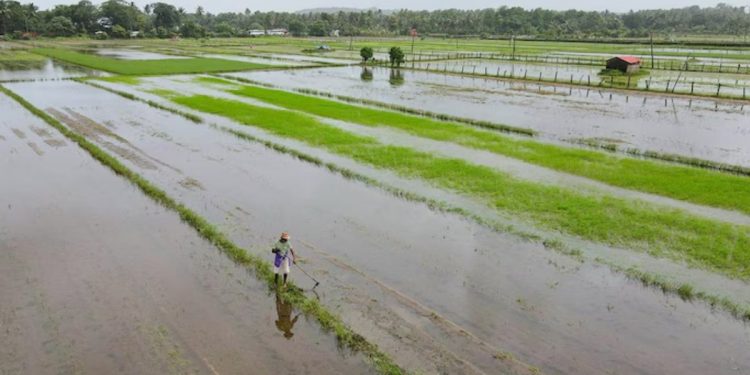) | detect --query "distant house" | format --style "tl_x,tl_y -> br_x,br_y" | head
266,28 -> 288,36
606,56 -> 641,74
247,29 -> 265,37
129,31 -> 140,38
330,29 -> 340,37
